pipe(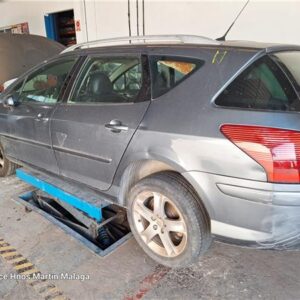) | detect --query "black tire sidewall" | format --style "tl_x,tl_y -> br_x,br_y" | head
127,172 -> 210,268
